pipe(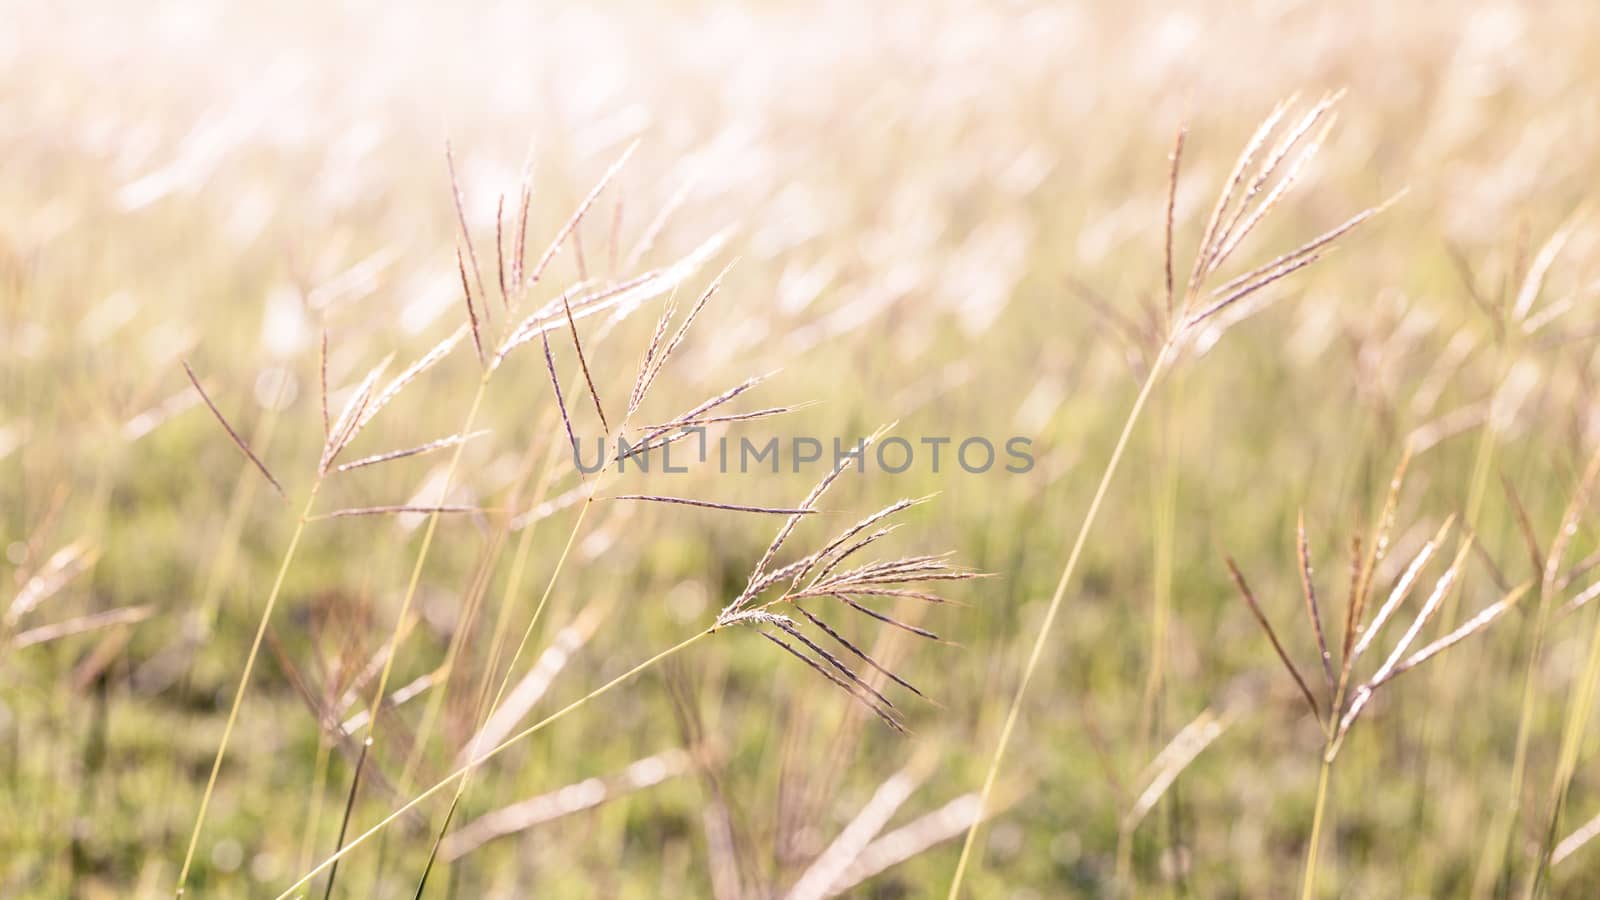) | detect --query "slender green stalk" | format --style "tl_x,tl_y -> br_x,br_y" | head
455,424 -> 566,745
176,480 -> 323,896
403,416 -> 585,890
1116,374 -> 1183,892
277,627 -> 712,898
409,411 -> 633,886
406,494 -> 594,882
413,345 -> 655,878
1138,381 -> 1182,751
1113,815 -> 1138,895
360,376 -> 489,744
1301,624 -> 1347,897
473,496 -> 593,740
155,391 -> 286,885
949,343 -> 1172,898
1301,756 -> 1333,900
325,737 -> 373,900
350,374 -> 488,898
395,412 -> 561,804
412,793 -> 463,899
